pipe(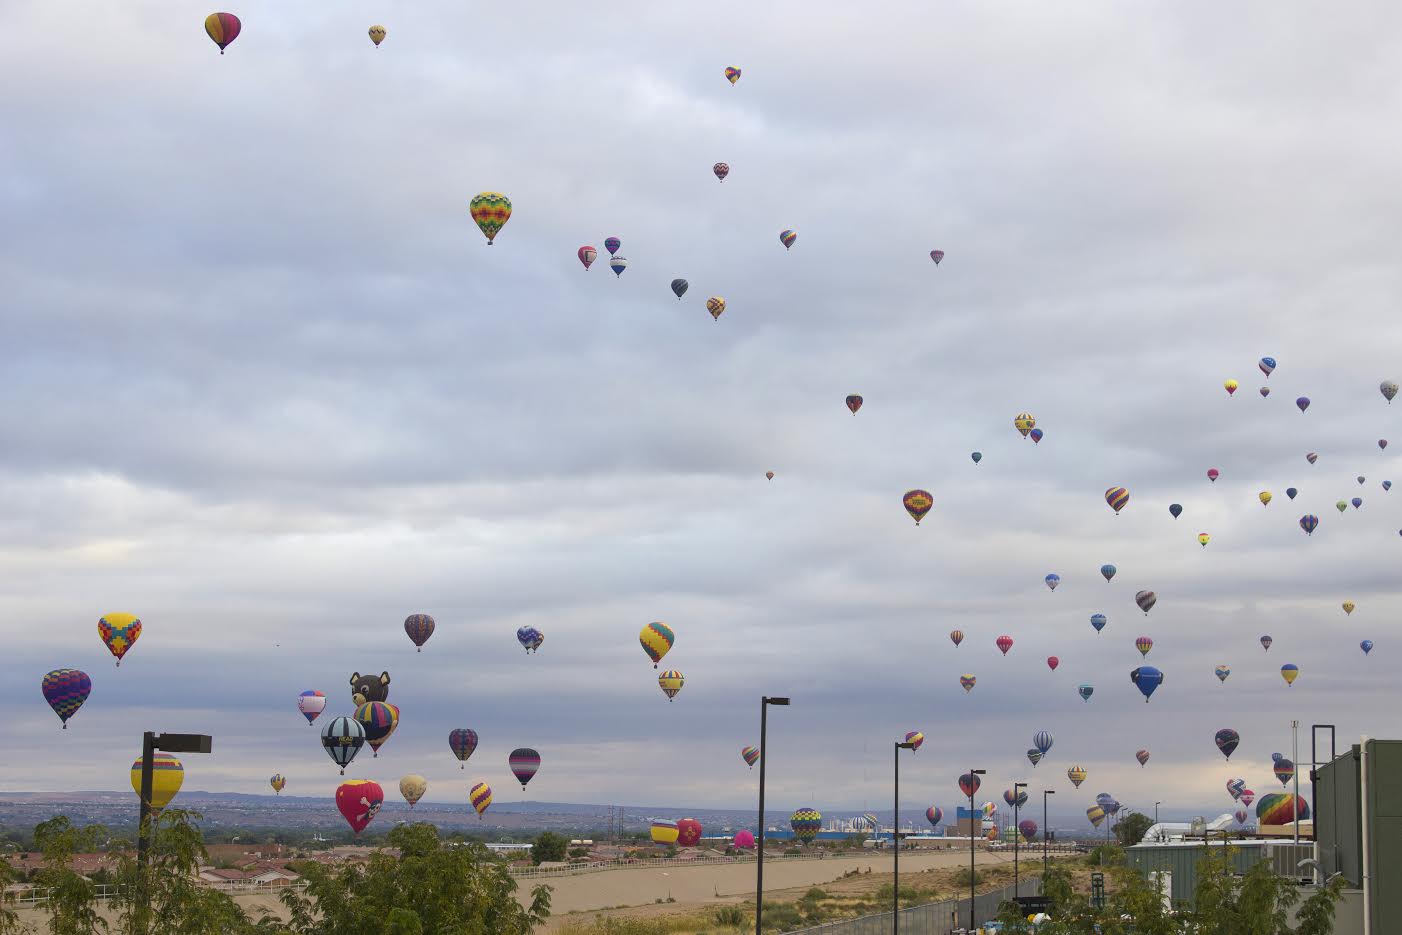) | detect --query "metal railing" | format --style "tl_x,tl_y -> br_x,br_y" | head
9,878 -> 308,906
781,877 -> 1041,935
